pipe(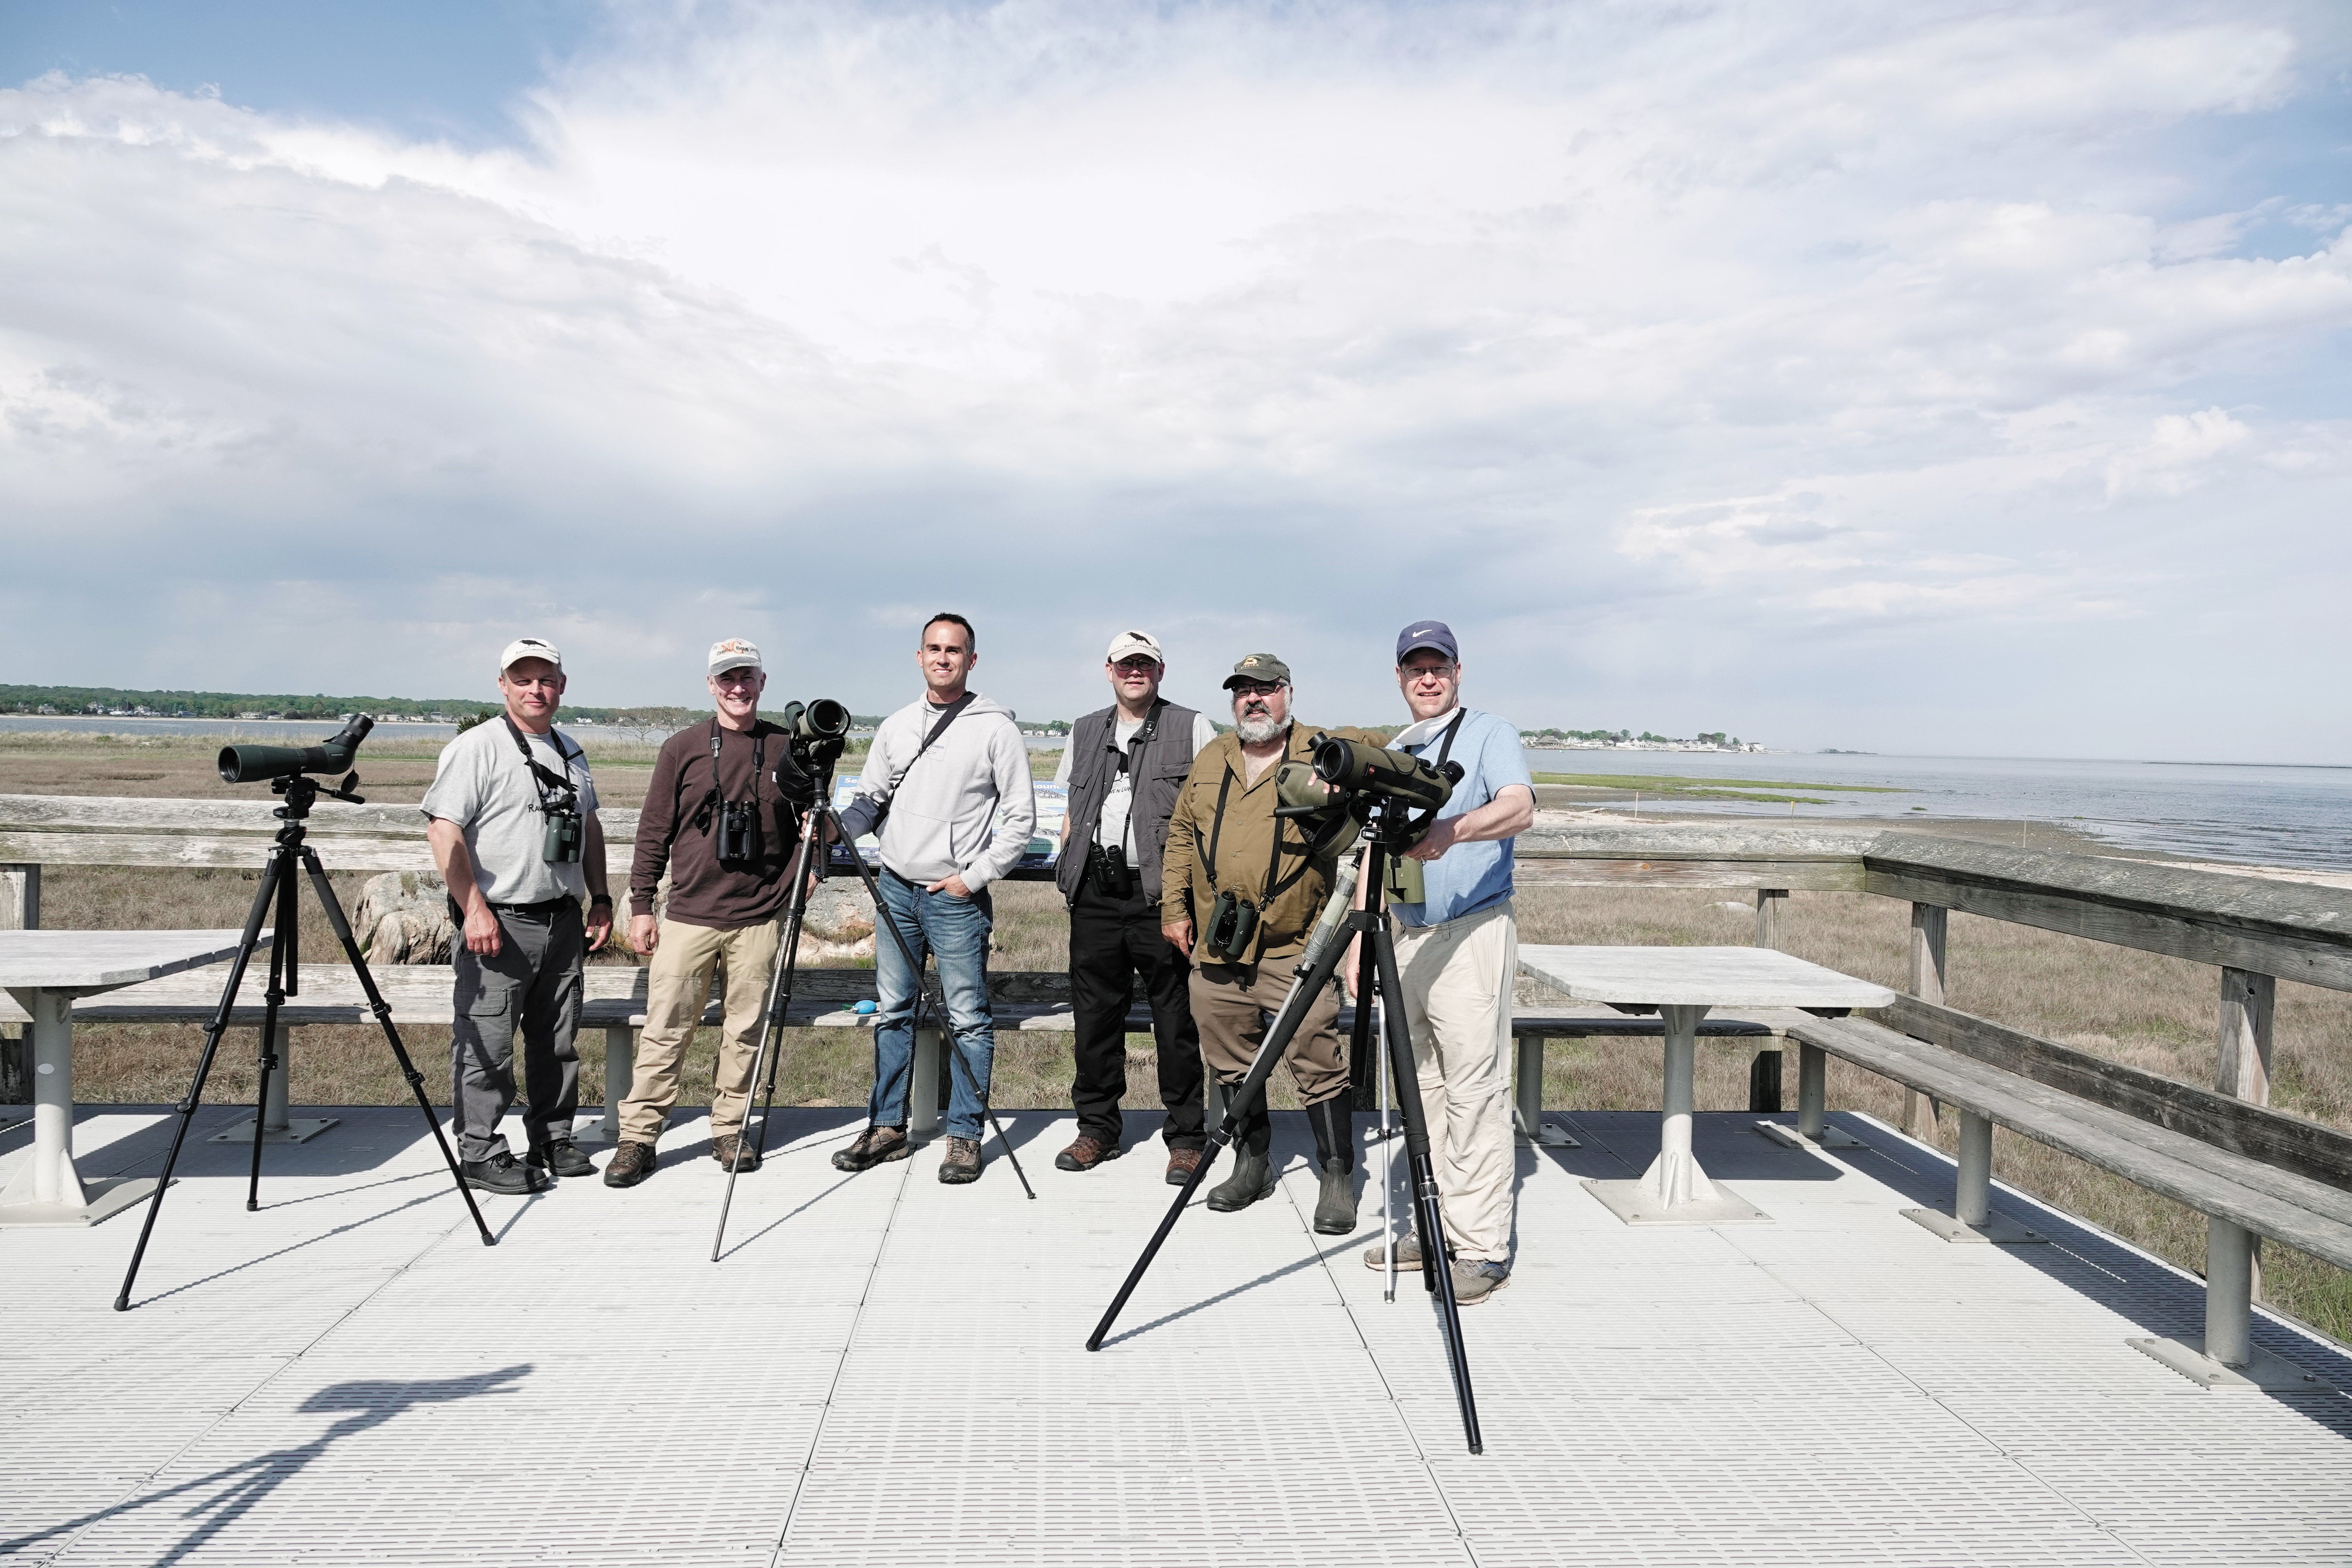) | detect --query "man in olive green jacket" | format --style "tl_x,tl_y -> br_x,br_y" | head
1161,653 -> 1370,1226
